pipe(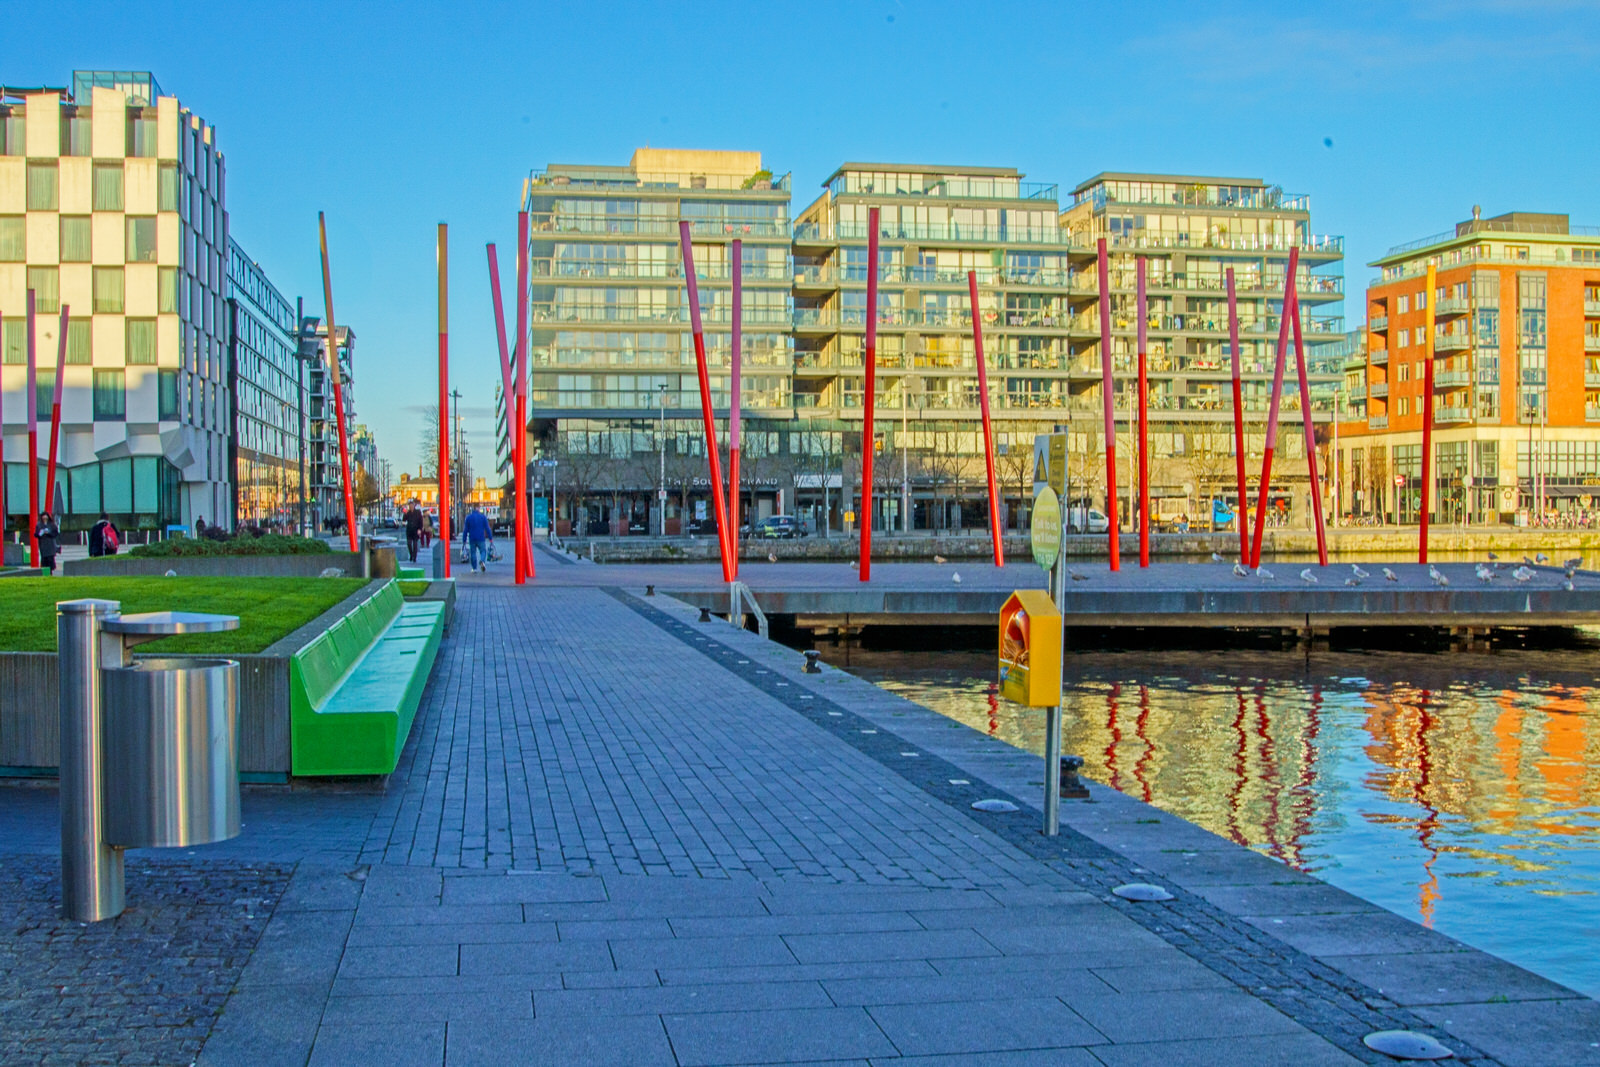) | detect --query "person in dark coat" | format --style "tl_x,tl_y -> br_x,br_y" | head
89,514 -> 110,556
403,499 -> 424,562
34,511 -> 61,573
